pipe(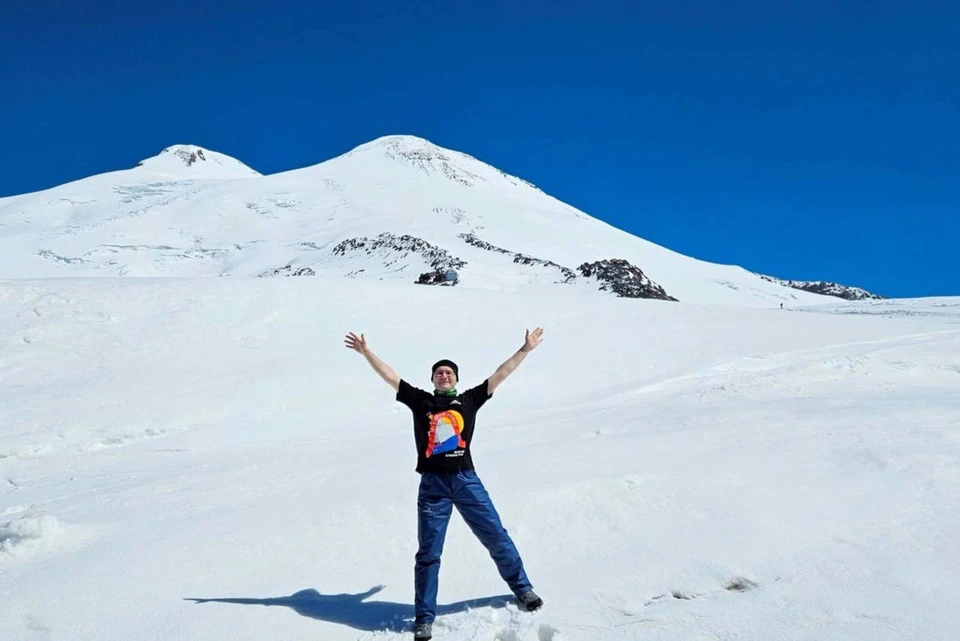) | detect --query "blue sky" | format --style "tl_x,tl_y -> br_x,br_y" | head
2,0 -> 957,297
